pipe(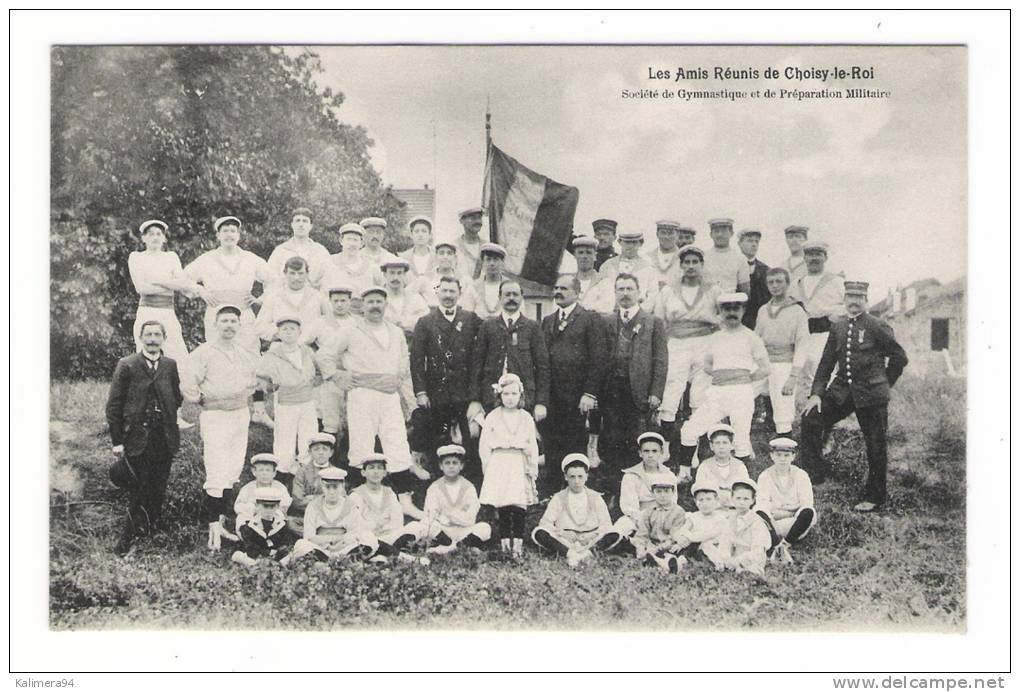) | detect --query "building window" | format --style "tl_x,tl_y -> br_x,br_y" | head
931,318 -> 950,351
